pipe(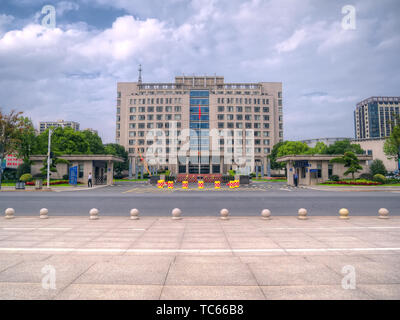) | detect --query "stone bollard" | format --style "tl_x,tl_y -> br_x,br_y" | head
130,208 -> 140,220
298,208 -> 308,220
171,208 -> 182,220
378,208 -> 389,219
5,208 -> 15,219
261,209 -> 271,220
220,208 -> 229,220
89,208 -> 99,220
339,208 -> 349,220
39,208 -> 49,219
